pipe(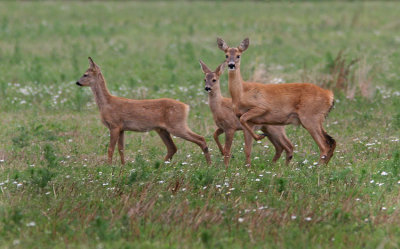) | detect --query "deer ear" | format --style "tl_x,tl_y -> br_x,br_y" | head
199,60 -> 212,74
215,62 -> 225,76
88,57 -> 98,69
238,38 -> 249,52
217,37 -> 228,52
